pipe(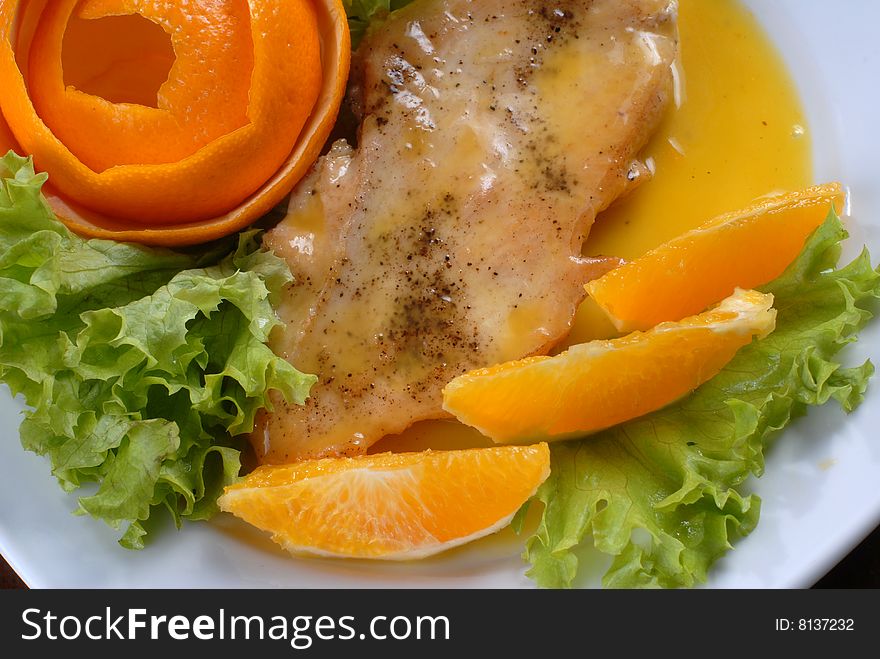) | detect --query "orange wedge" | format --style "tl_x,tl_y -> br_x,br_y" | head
0,0 -> 351,246
586,183 -> 845,332
443,289 -> 776,444
219,445 -> 551,560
